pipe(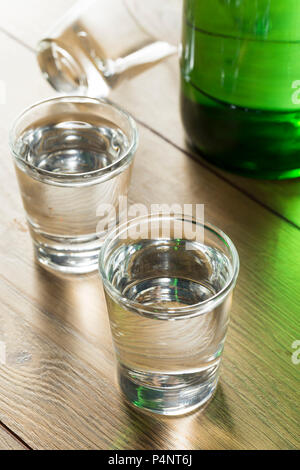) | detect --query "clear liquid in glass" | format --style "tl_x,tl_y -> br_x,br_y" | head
105,238 -> 233,415
14,116 -> 131,273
